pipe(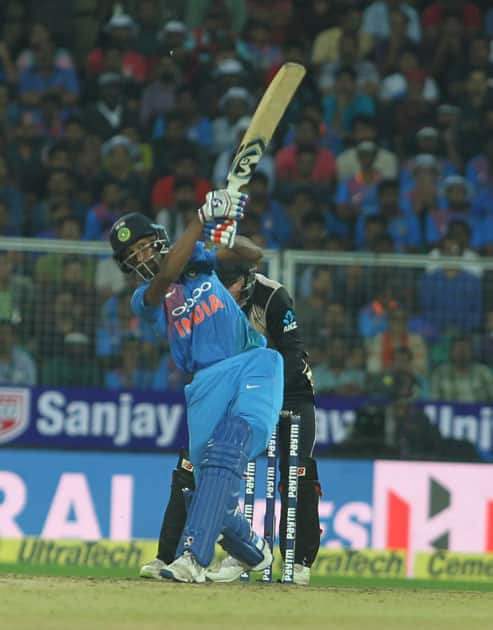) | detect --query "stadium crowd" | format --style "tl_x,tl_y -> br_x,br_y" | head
1,0 -> 493,410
